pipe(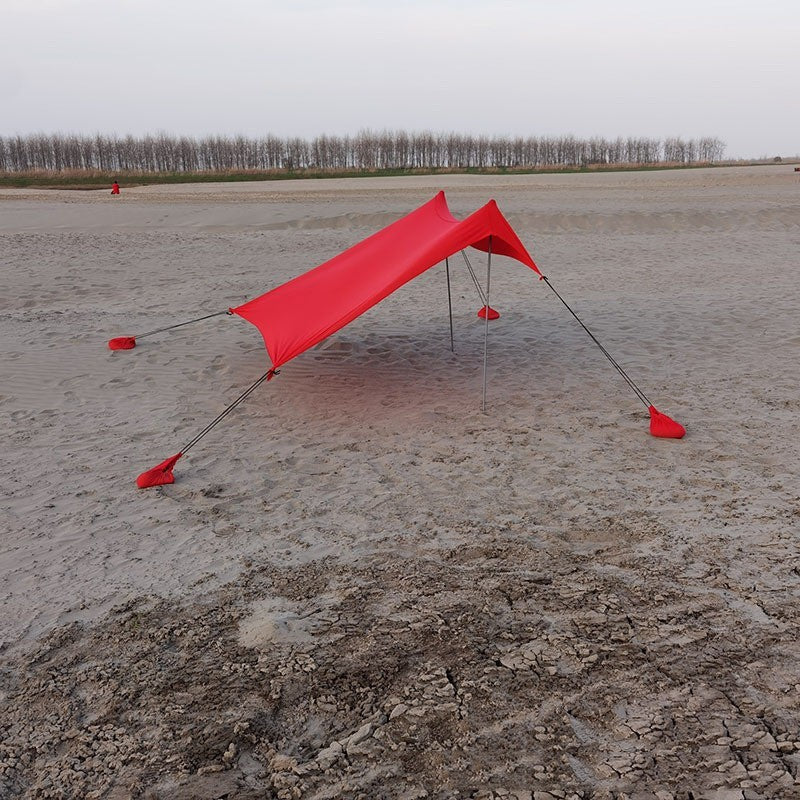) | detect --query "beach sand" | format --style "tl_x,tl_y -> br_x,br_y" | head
1,165 -> 799,798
